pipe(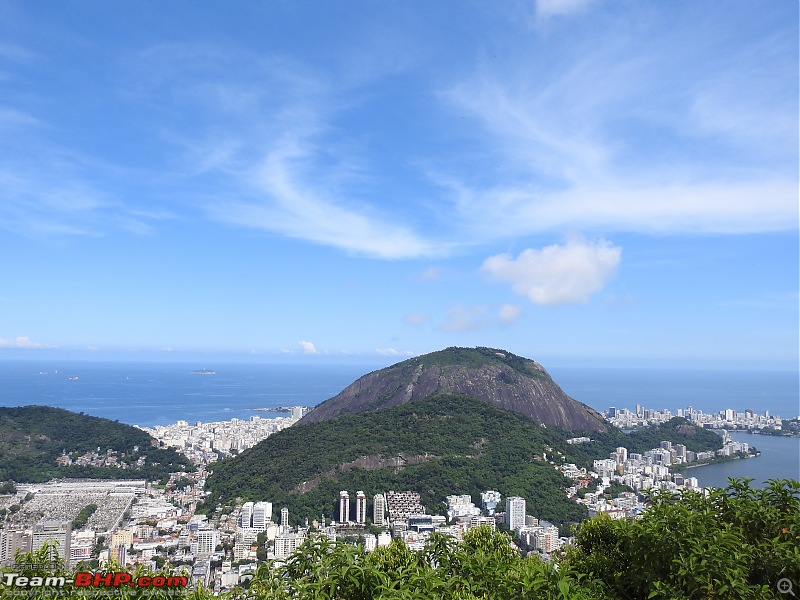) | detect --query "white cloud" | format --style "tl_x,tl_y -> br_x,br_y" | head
440,21 -> 798,238
481,238 -> 621,305
536,0 -> 599,18
375,347 -> 416,356
0,336 -> 55,349
214,135 -> 443,260
299,340 -> 319,354
449,180 -> 797,238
